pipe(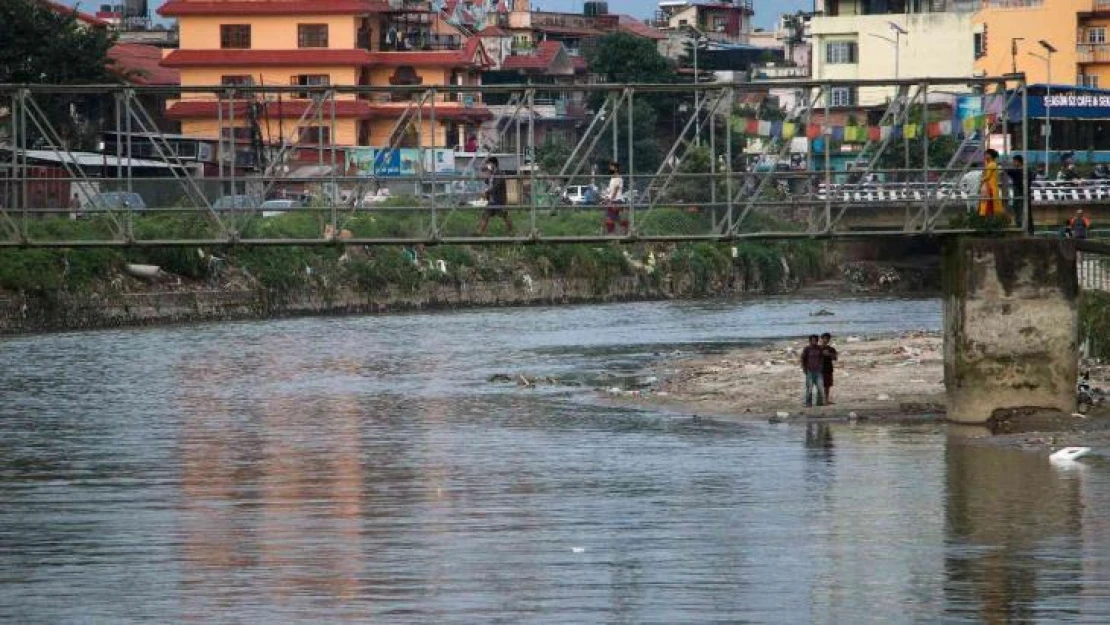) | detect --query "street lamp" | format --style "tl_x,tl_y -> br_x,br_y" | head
871,21 -> 908,79
1030,39 -> 1056,173
691,33 -> 707,145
